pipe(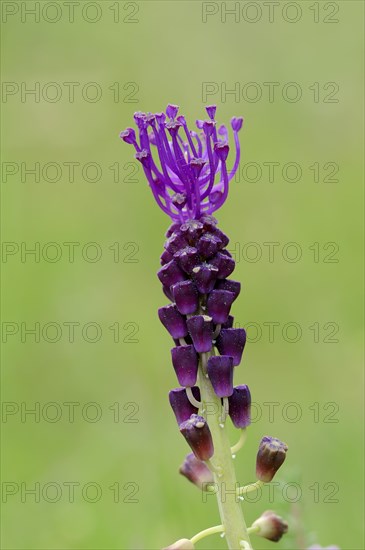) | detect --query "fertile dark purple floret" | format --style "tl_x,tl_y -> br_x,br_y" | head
207,355 -> 234,397
215,279 -> 241,301
179,452 -> 214,490
187,315 -> 214,353
158,304 -> 188,339
252,511 -> 288,542
120,105 -> 243,221
191,263 -> 218,294
157,259 -> 186,288
197,233 -> 222,259
209,252 -> 235,279
179,414 -> 214,461
228,385 -> 251,428
207,289 -> 235,324
256,436 -> 288,482
174,247 -> 200,274
171,345 -> 199,387
169,387 -> 200,425
222,315 -> 234,329
216,328 -> 247,366
172,280 -> 199,315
